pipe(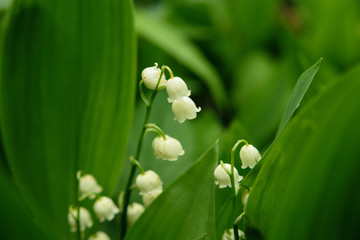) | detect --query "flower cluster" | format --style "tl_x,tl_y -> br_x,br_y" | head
214,140 -> 260,240
222,228 -> 245,240
214,141 -> 261,191
142,63 -> 201,123
68,172 -> 119,236
136,170 -> 163,207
